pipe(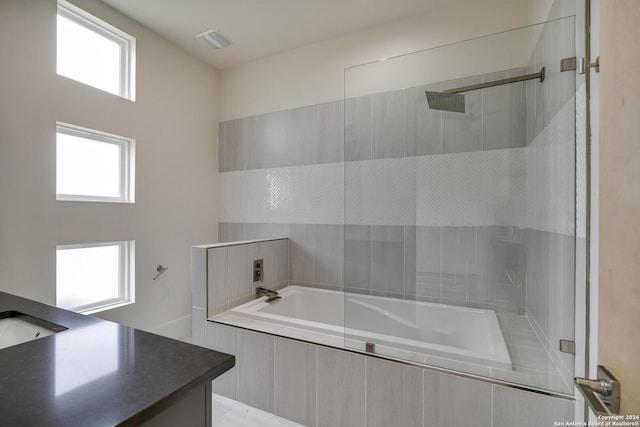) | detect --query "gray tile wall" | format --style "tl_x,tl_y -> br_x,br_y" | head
442,76 -> 483,154
424,370 -> 492,426
274,337 -> 317,426
220,70 -> 527,172
405,82 -> 442,156
220,101 -> 343,172
317,346 -> 366,426
220,222 -> 526,314
523,14 -> 577,387
526,17 -> 575,147
216,66 -> 540,316
367,357 -> 423,427
525,228 -> 575,386
203,322 -> 575,427
216,15 -> 578,388
205,239 -> 289,317
493,385 -> 573,427
238,329 -> 275,412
